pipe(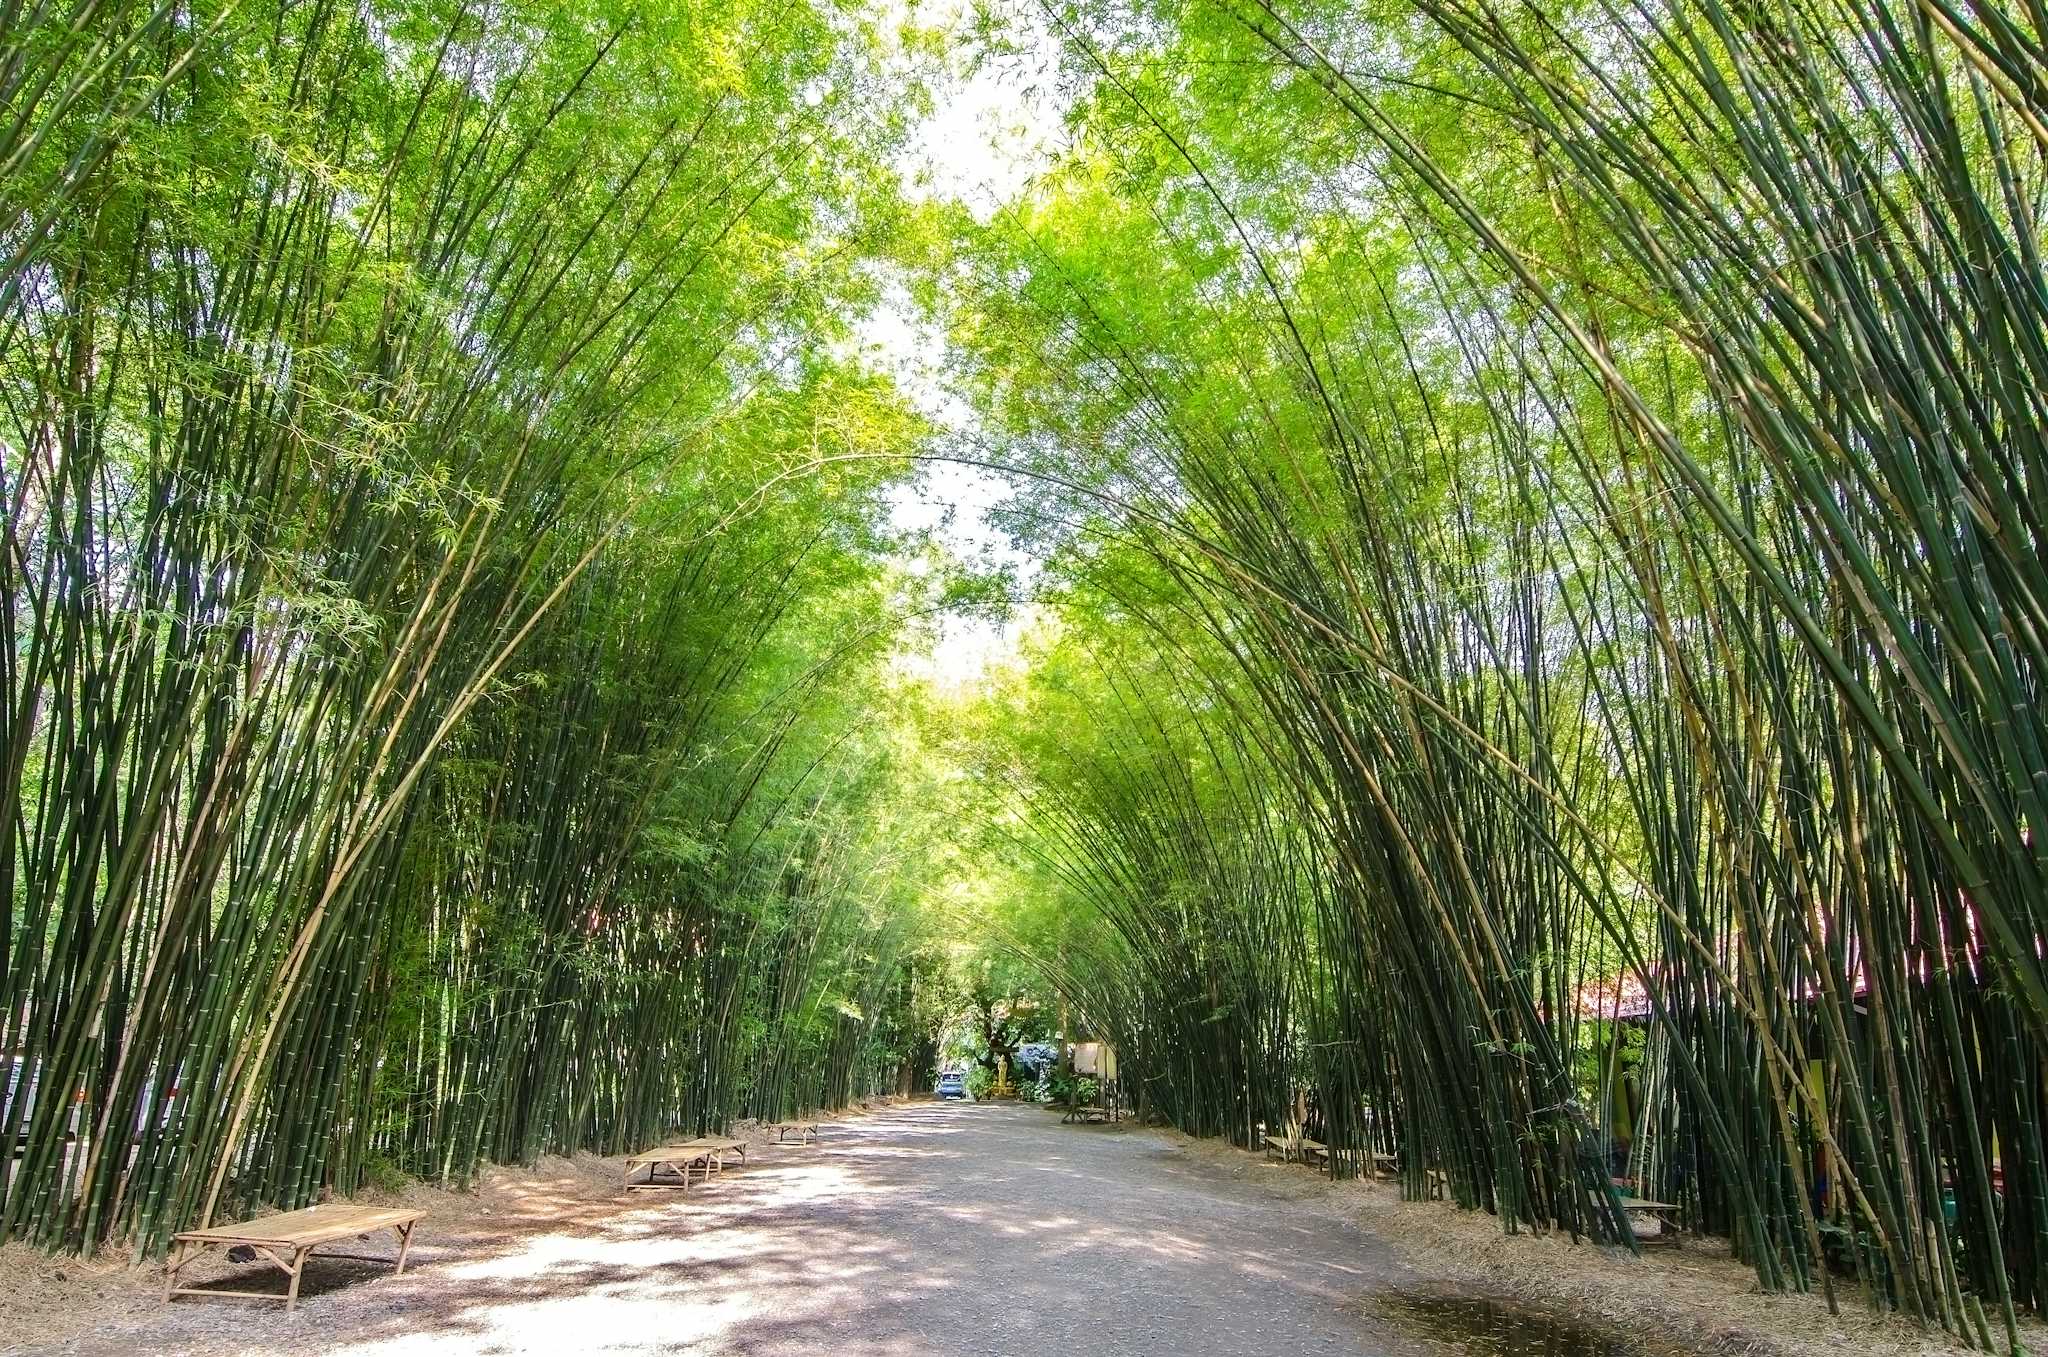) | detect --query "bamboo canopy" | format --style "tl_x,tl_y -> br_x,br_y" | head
941,0 -> 2048,1348
8,0 -> 2048,1350
0,0 -> 941,1256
